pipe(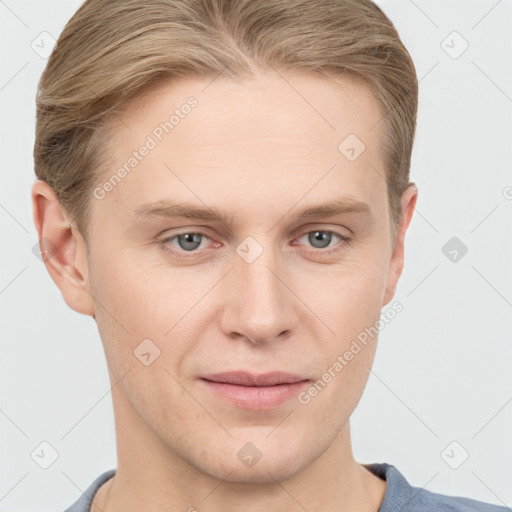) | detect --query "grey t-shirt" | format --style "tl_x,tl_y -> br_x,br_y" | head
63,462 -> 510,511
